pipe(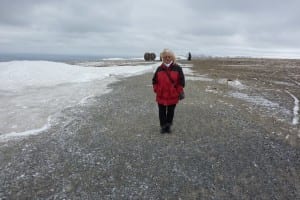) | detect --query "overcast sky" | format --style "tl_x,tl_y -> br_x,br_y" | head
0,0 -> 299,58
